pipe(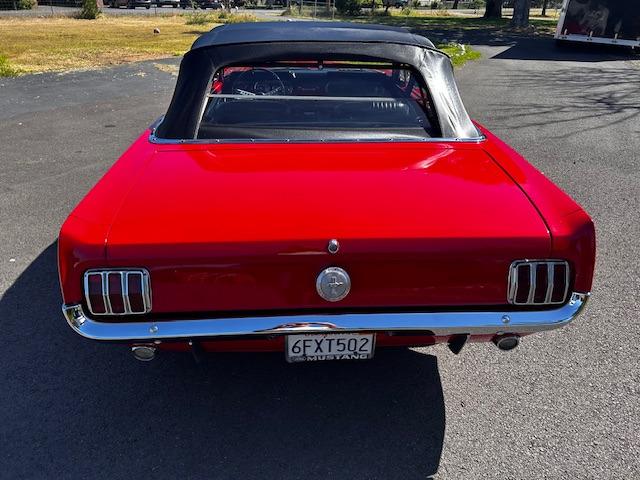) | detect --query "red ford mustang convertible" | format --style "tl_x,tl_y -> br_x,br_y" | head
59,22 -> 595,362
